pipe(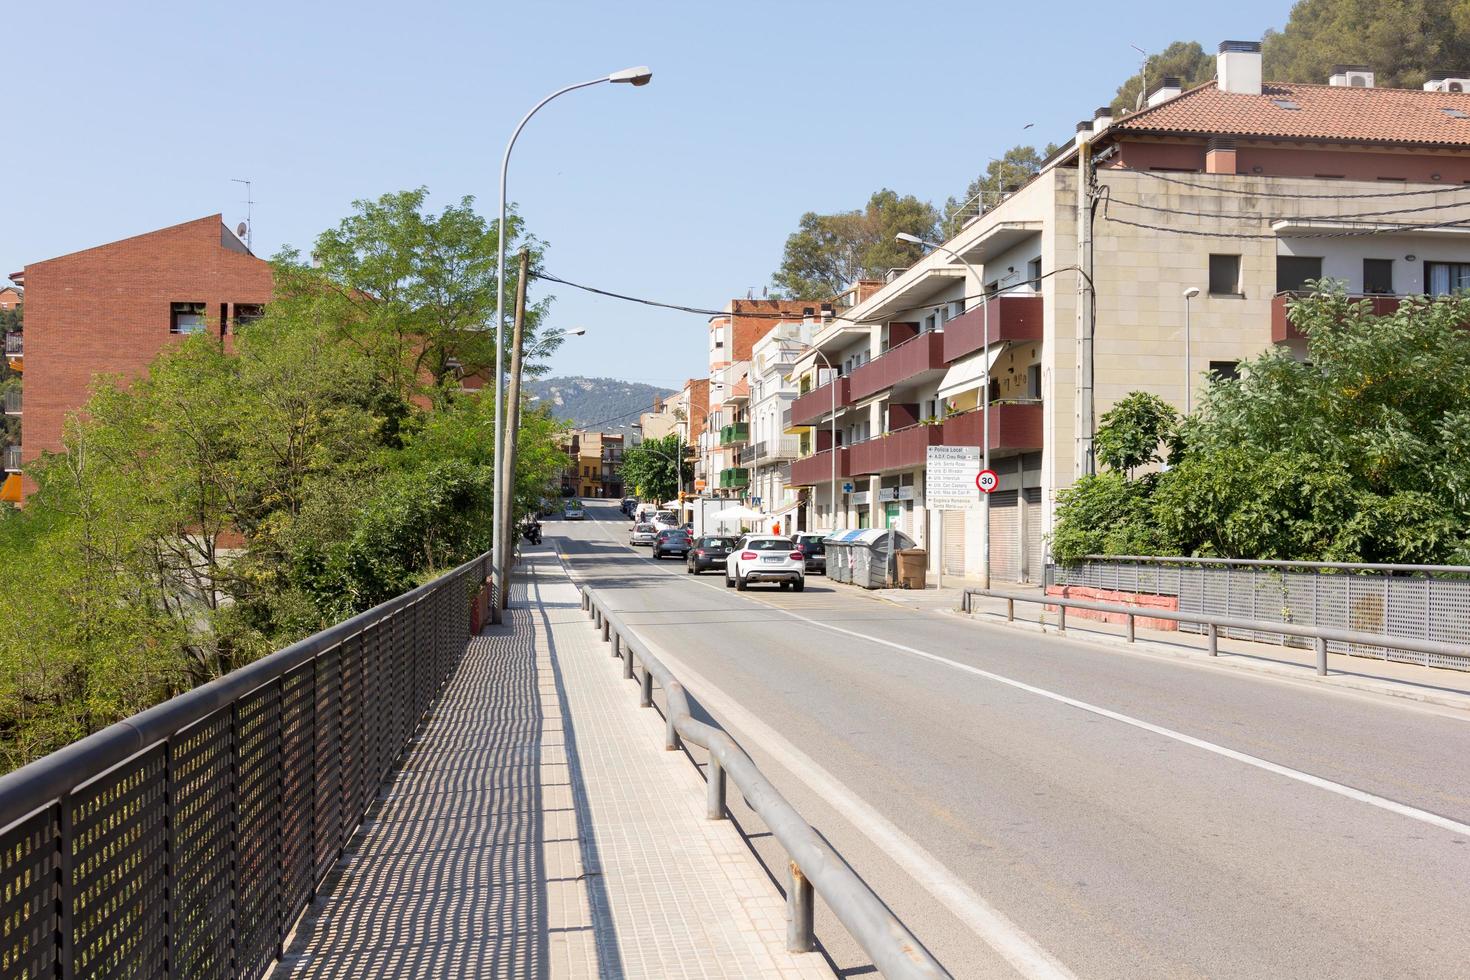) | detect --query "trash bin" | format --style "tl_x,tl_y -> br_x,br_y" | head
825,529 -> 917,588
897,548 -> 927,590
